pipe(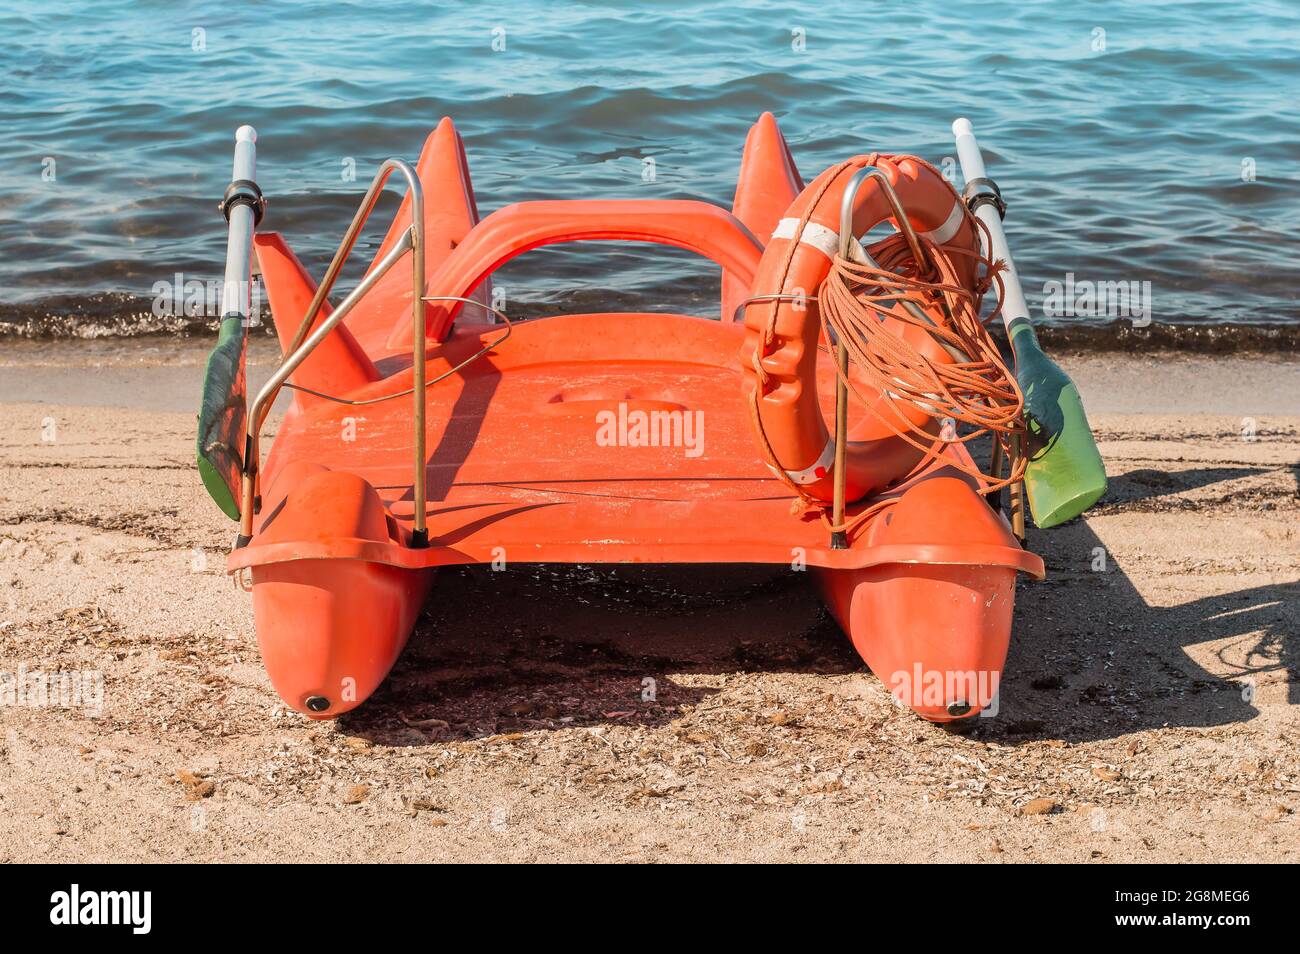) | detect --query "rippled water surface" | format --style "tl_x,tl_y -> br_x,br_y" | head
1,0 -> 1297,337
